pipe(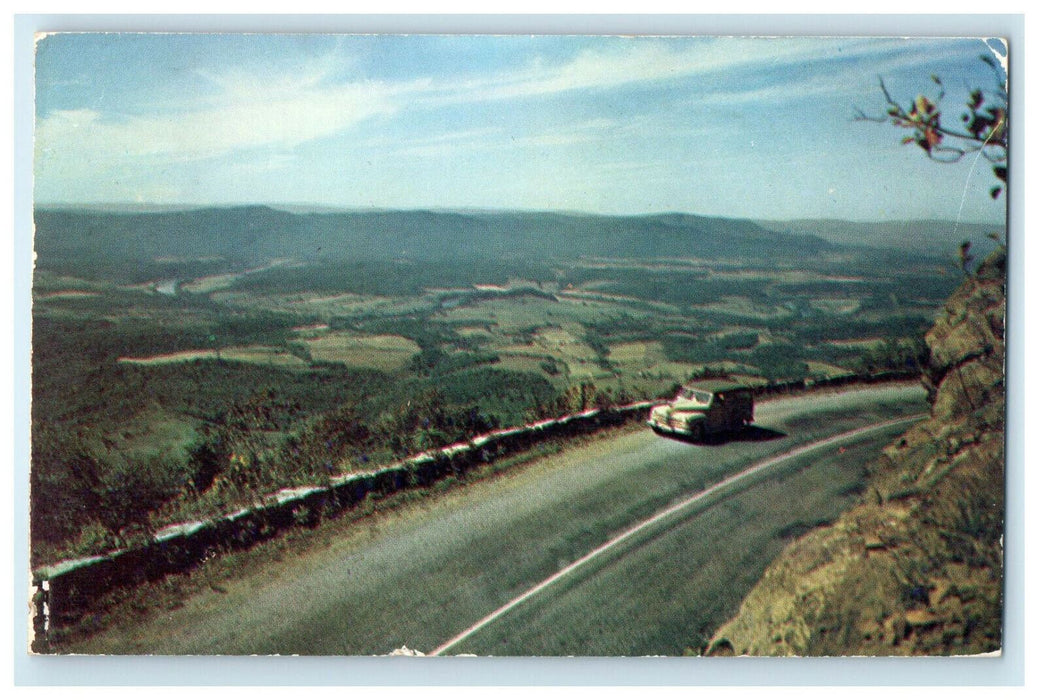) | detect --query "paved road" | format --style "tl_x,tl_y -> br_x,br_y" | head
71,384 -> 926,656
